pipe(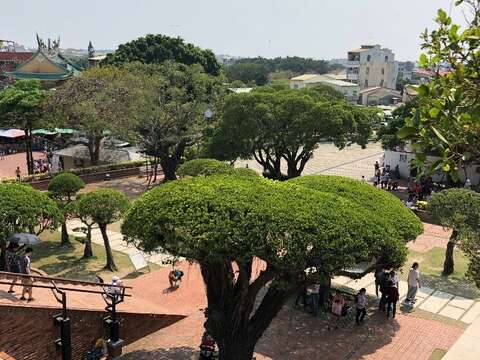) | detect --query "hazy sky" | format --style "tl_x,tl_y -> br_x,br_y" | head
1,0 -> 466,61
